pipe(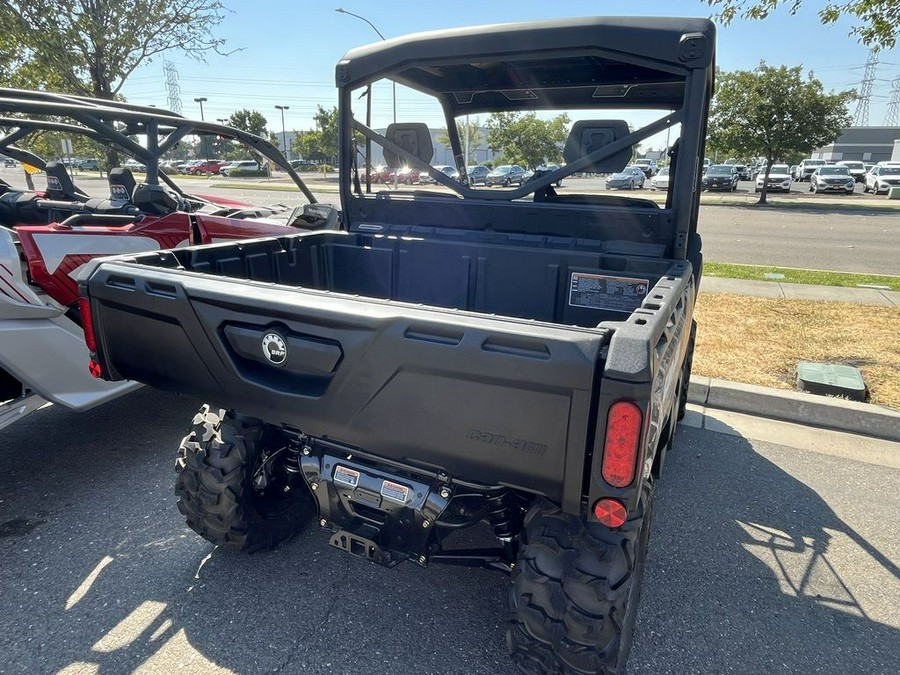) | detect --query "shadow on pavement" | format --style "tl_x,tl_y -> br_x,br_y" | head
630,423 -> 900,675
1,392 -> 897,674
